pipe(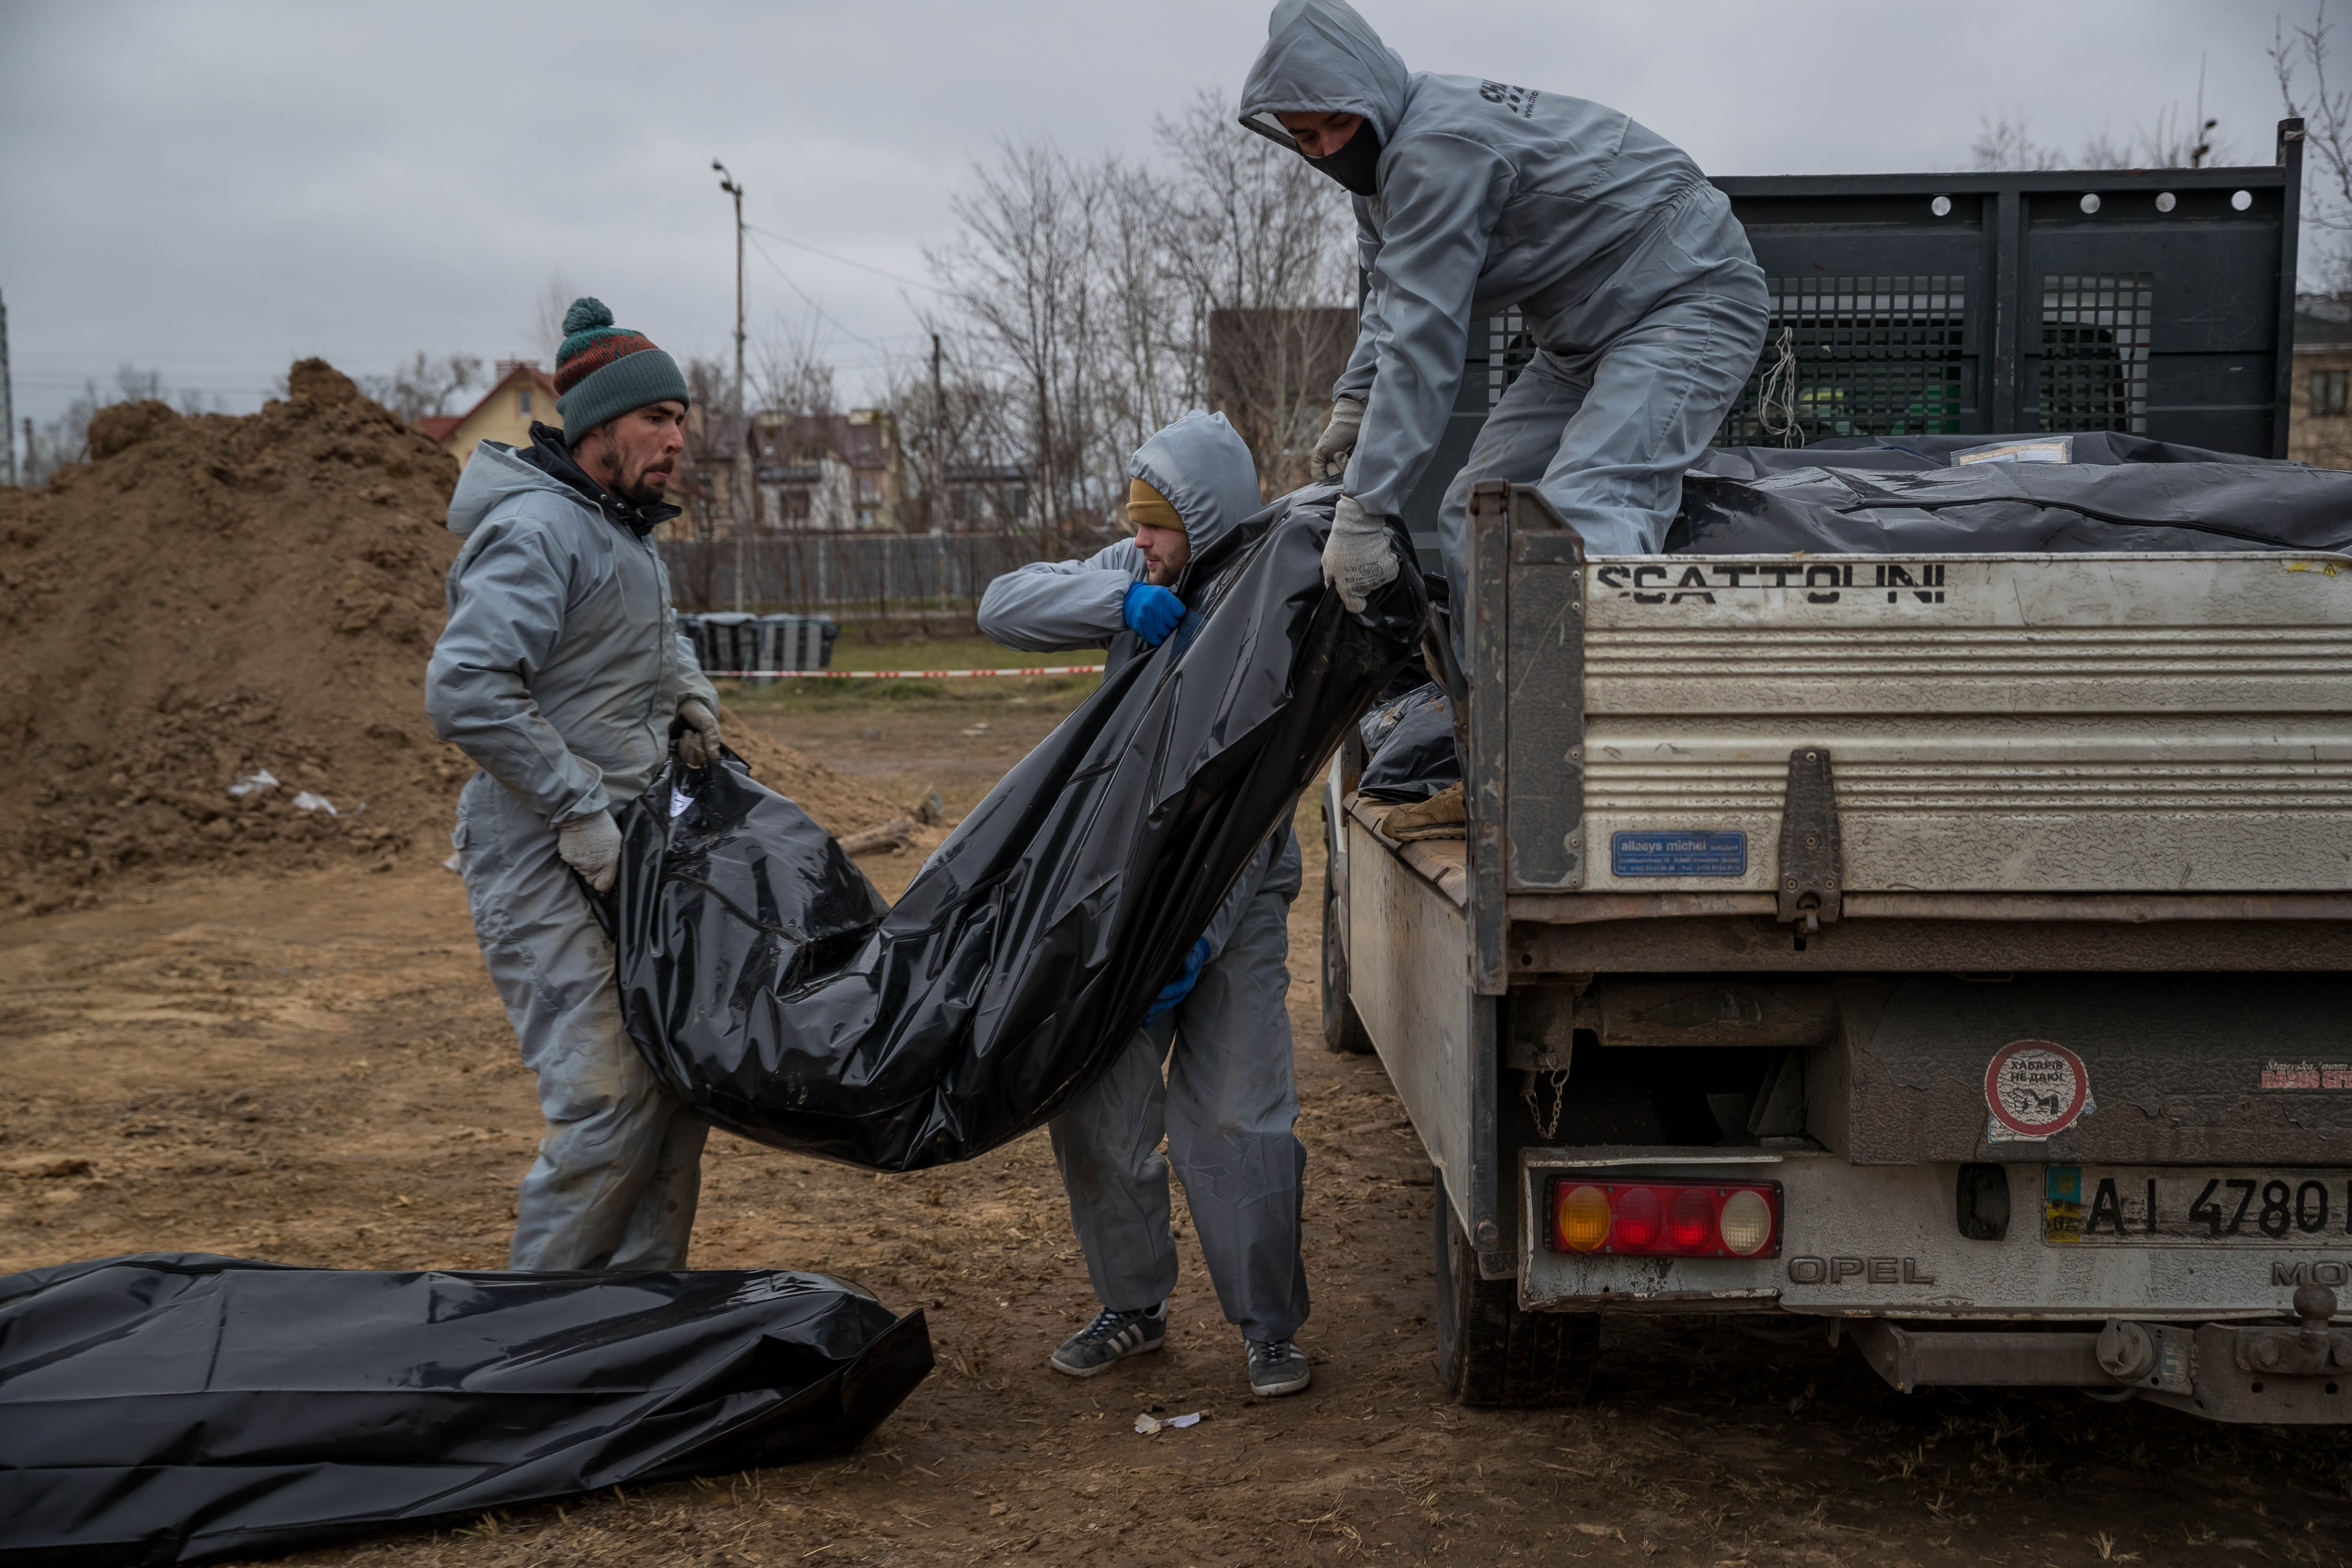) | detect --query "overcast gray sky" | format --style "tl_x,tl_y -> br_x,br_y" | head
0,0 -> 2295,431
